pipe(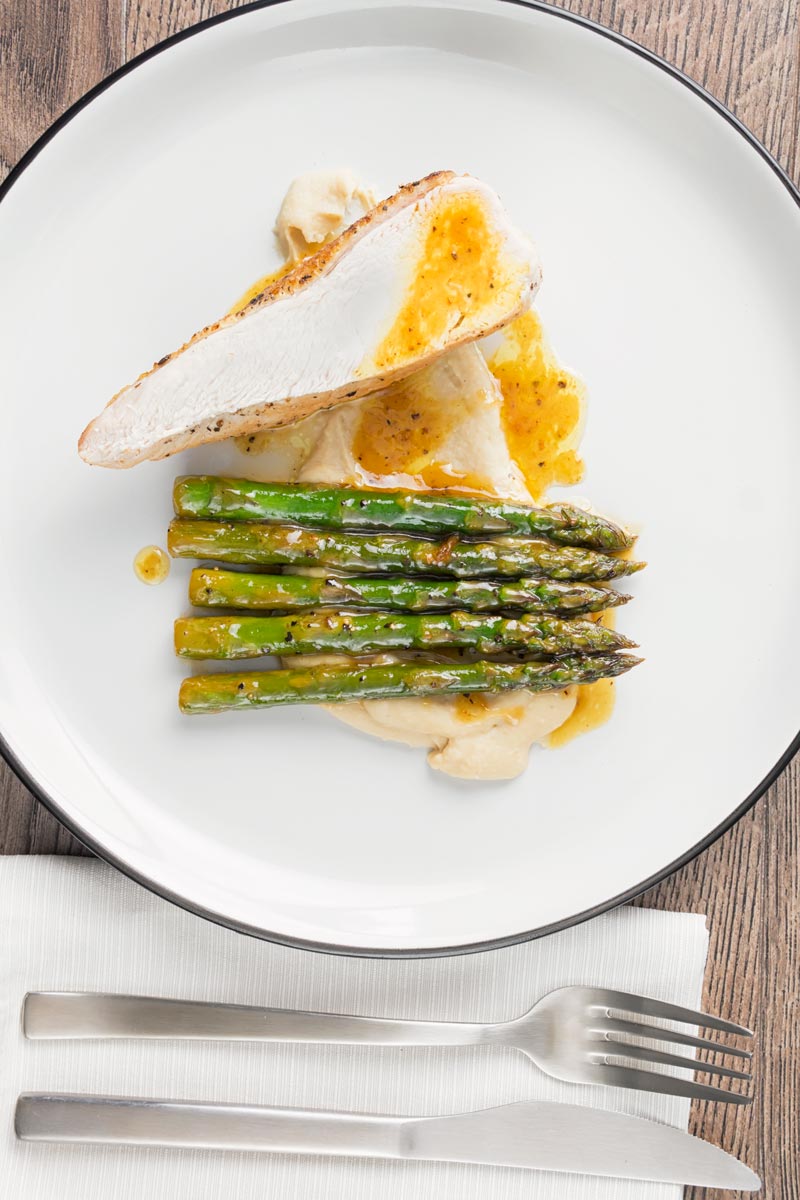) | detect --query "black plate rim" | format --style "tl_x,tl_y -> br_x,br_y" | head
1,0 -> 798,958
